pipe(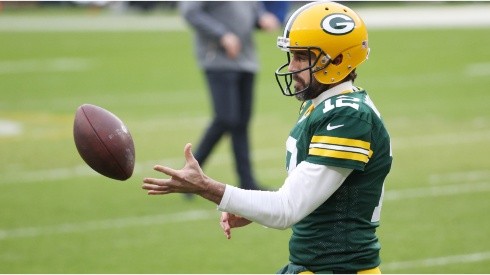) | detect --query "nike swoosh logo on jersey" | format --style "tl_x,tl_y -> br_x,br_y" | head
326,123 -> 344,130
